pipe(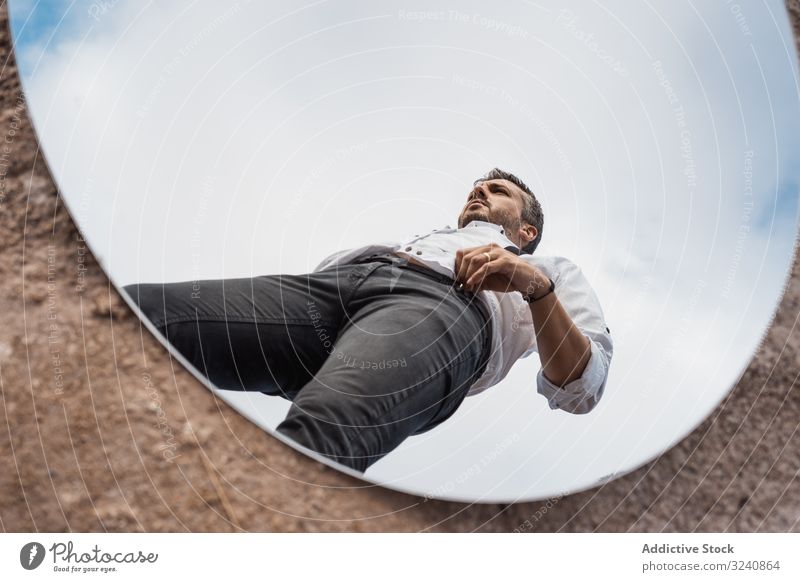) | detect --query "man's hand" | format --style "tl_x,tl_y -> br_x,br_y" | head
454,243 -> 550,296
455,243 -> 591,388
